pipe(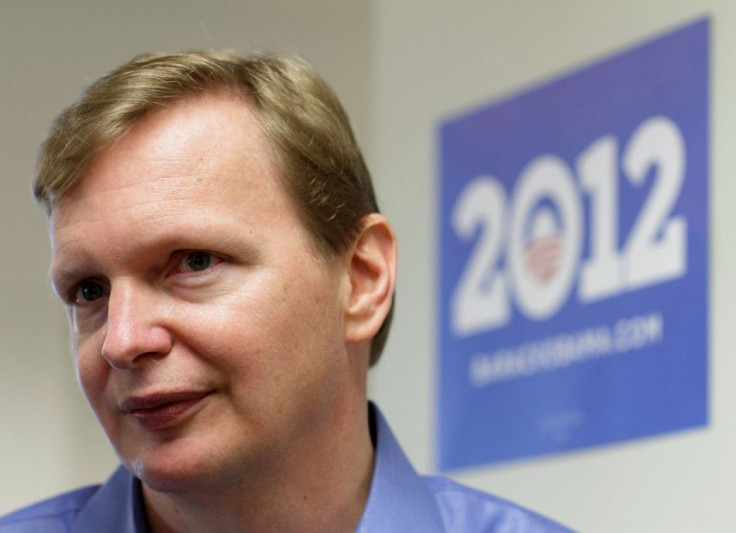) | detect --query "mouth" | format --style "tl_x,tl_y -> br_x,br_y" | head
121,391 -> 213,431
